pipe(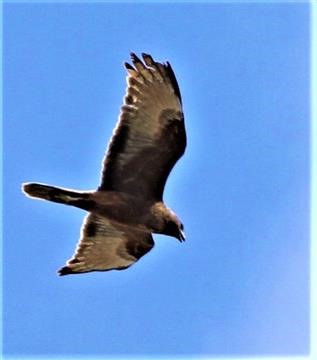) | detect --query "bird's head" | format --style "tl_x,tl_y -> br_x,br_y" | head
164,220 -> 185,242
151,203 -> 185,242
